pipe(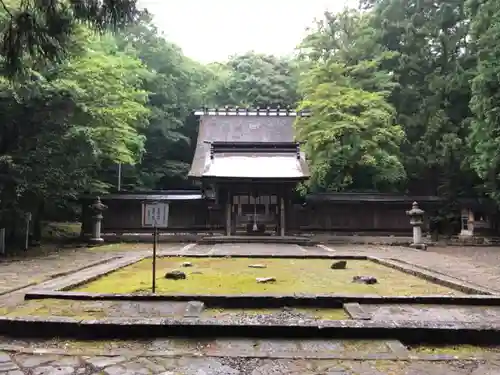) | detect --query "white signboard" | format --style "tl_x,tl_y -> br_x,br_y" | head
142,203 -> 169,228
